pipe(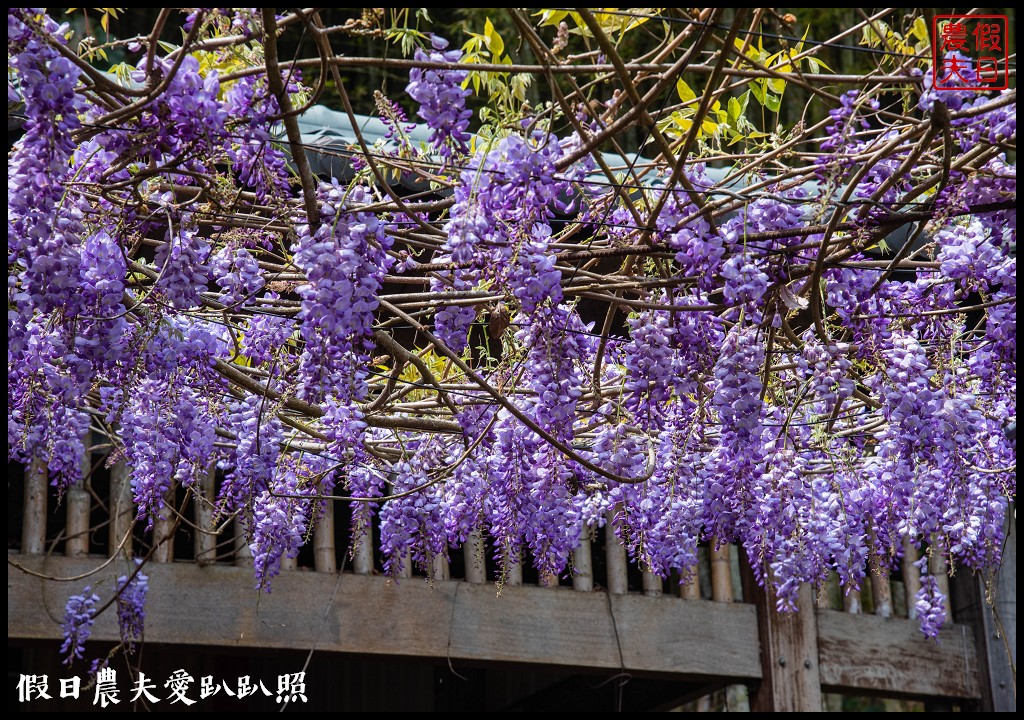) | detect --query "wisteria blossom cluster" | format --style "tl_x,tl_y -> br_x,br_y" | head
60,588 -> 99,666
8,8 -> 1015,653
